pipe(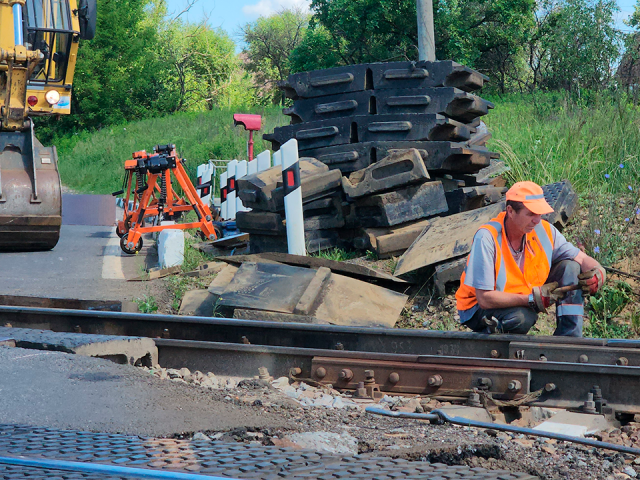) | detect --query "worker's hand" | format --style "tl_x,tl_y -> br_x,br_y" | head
578,265 -> 606,295
532,282 -> 566,313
